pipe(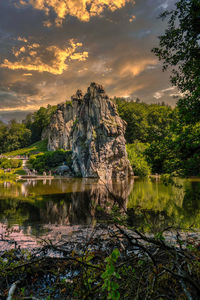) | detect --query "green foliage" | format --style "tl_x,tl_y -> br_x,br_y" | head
174,122 -> 200,176
146,105 -> 176,142
0,158 -> 22,169
0,105 -> 55,154
1,234 -> 200,299
101,248 -> 121,300
127,142 -> 151,176
147,0 -> 200,175
14,168 -> 26,175
0,120 -> 31,153
0,169 -> 17,180
116,100 -> 149,143
4,140 -> 48,157
144,136 -> 179,174
24,104 -> 56,143
29,149 -> 72,173
152,0 -> 200,123
116,98 -> 200,176
145,122 -> 200,176
116,99 -> 175,144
